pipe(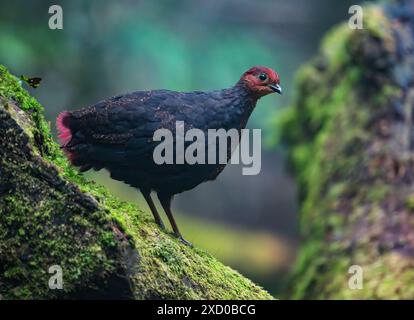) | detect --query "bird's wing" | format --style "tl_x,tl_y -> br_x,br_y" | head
70,90 -> 171,136
58,90 -> 187,169
57,89 -> 235,175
